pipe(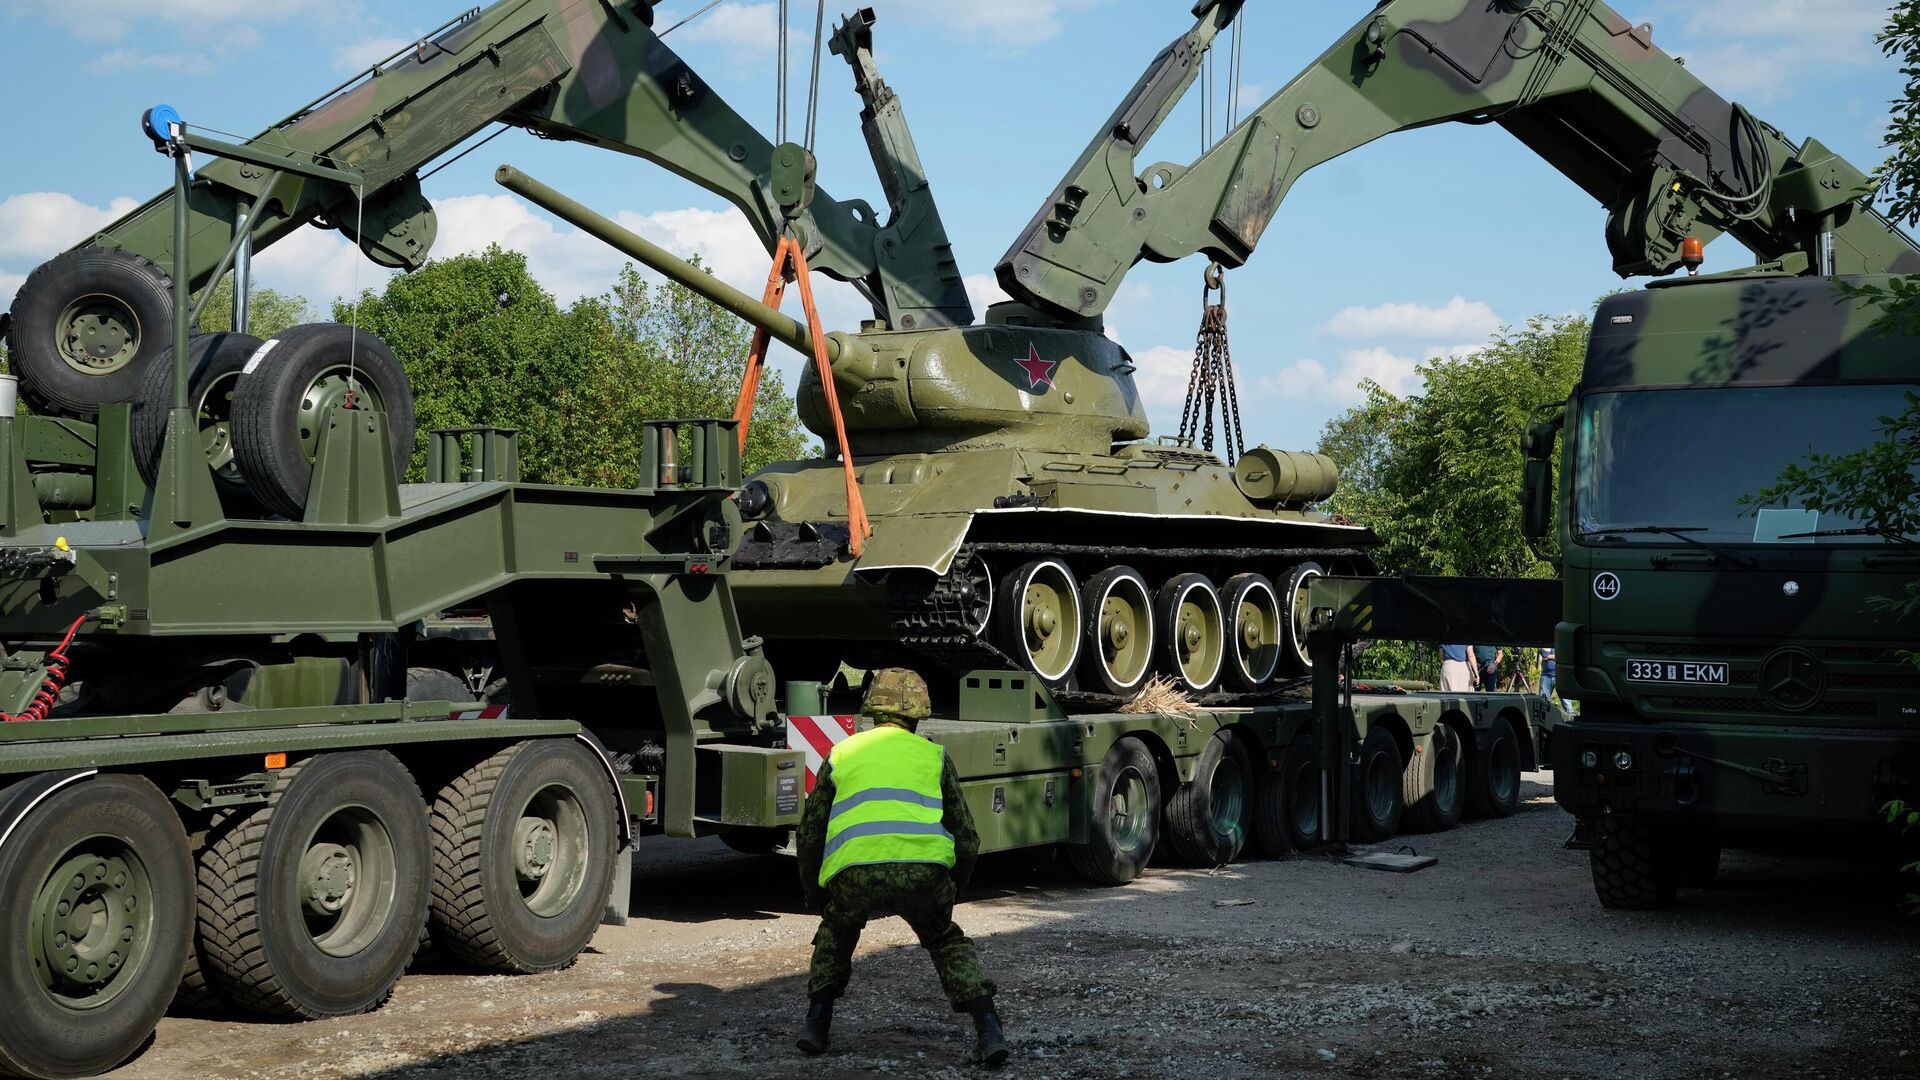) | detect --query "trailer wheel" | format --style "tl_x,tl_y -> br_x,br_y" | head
1270,738 -> 1322,851
1349,726 -> 1405,843
1164,730 -> 1252,865
1065,737 -> 1161,885
1465,719 -> 1522,819
5,247 -> 177,419
1590,824 -> 1678,910
1401,726 -> 1466,833
196,751 -> 430,1019
1249,751 -> 1294,859
131,331 -> 266,513
429,739 -> 616,974
230,323 -> 416,519
0,773 -> 193,1080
